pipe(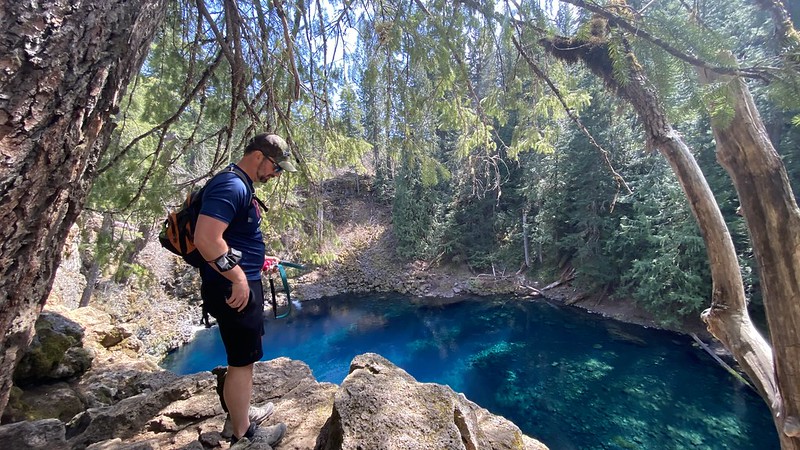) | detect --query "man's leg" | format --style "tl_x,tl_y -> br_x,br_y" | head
225,363 -> 255,439
203,279 -> 266,440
